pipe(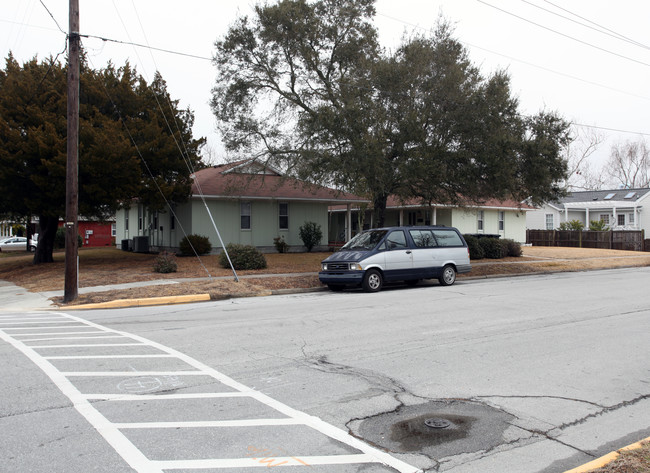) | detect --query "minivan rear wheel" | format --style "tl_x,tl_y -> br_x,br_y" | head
439,265 -> 456,286
362,269 -> 383,292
